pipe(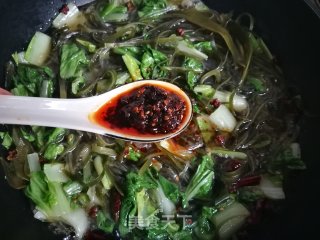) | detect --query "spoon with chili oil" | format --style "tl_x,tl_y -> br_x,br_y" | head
0,80 -> 192,142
